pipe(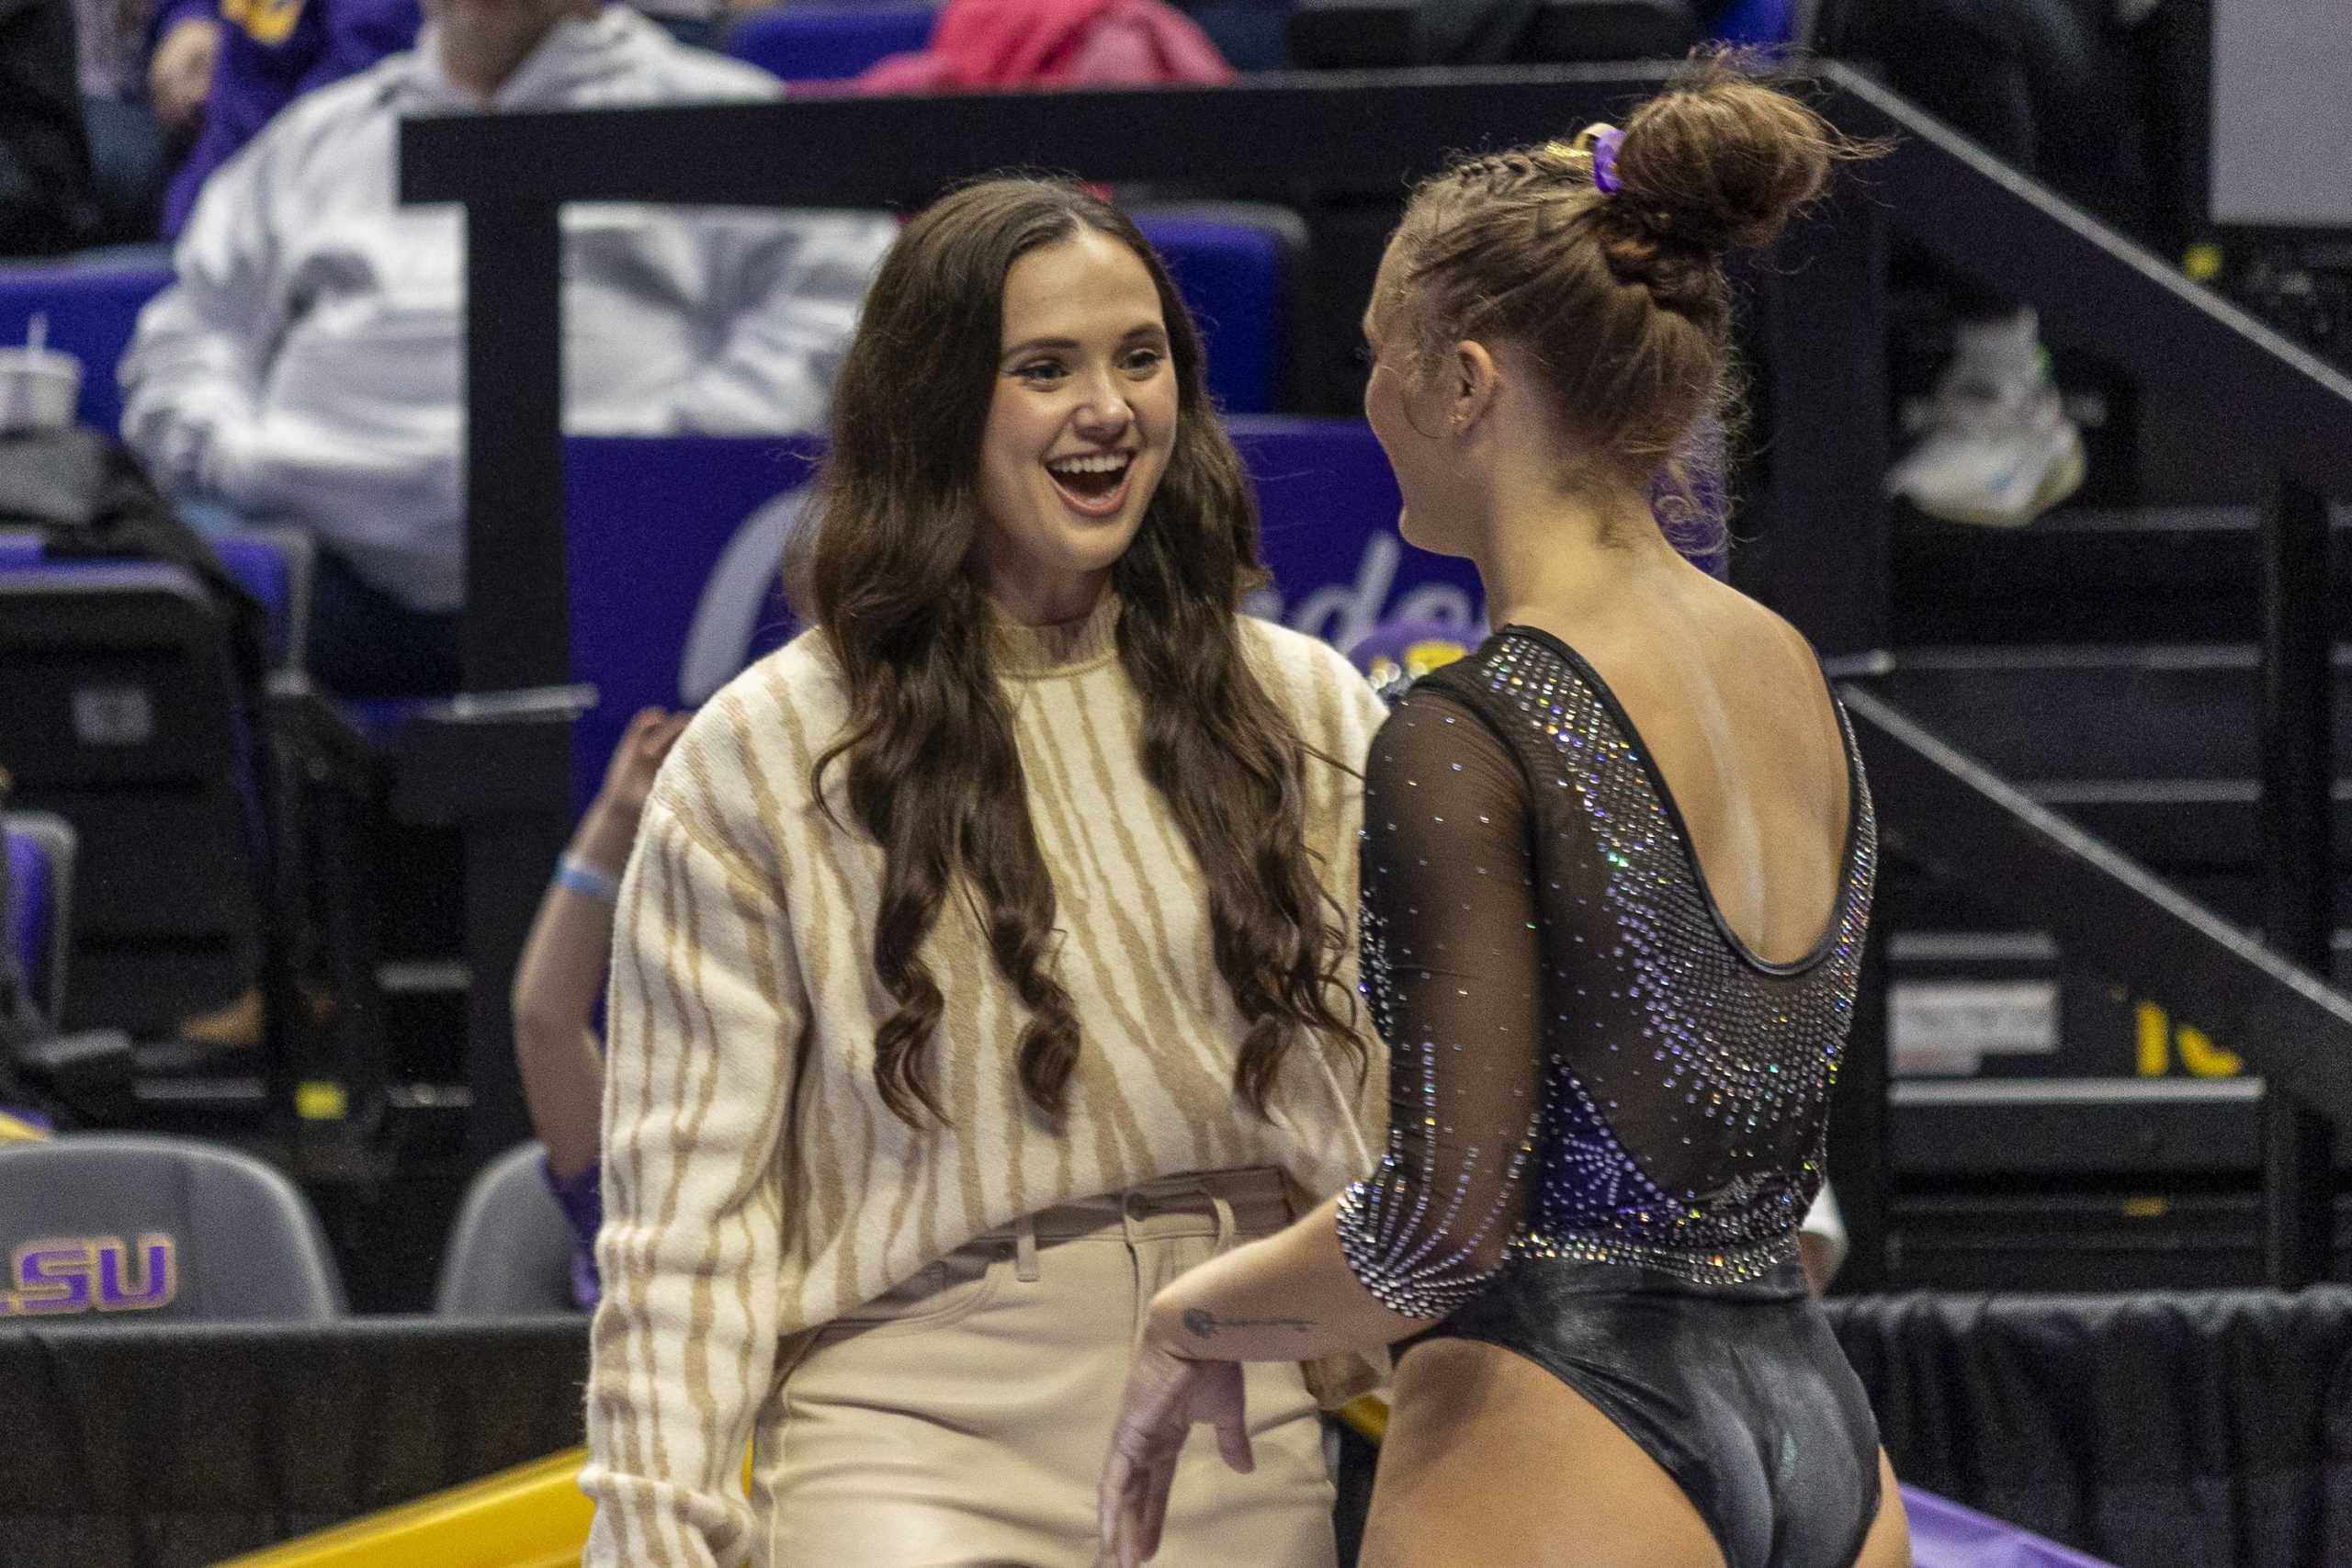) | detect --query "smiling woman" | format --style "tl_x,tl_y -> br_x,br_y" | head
580,177 -> 1394,1568
976,227 -> 1178,623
